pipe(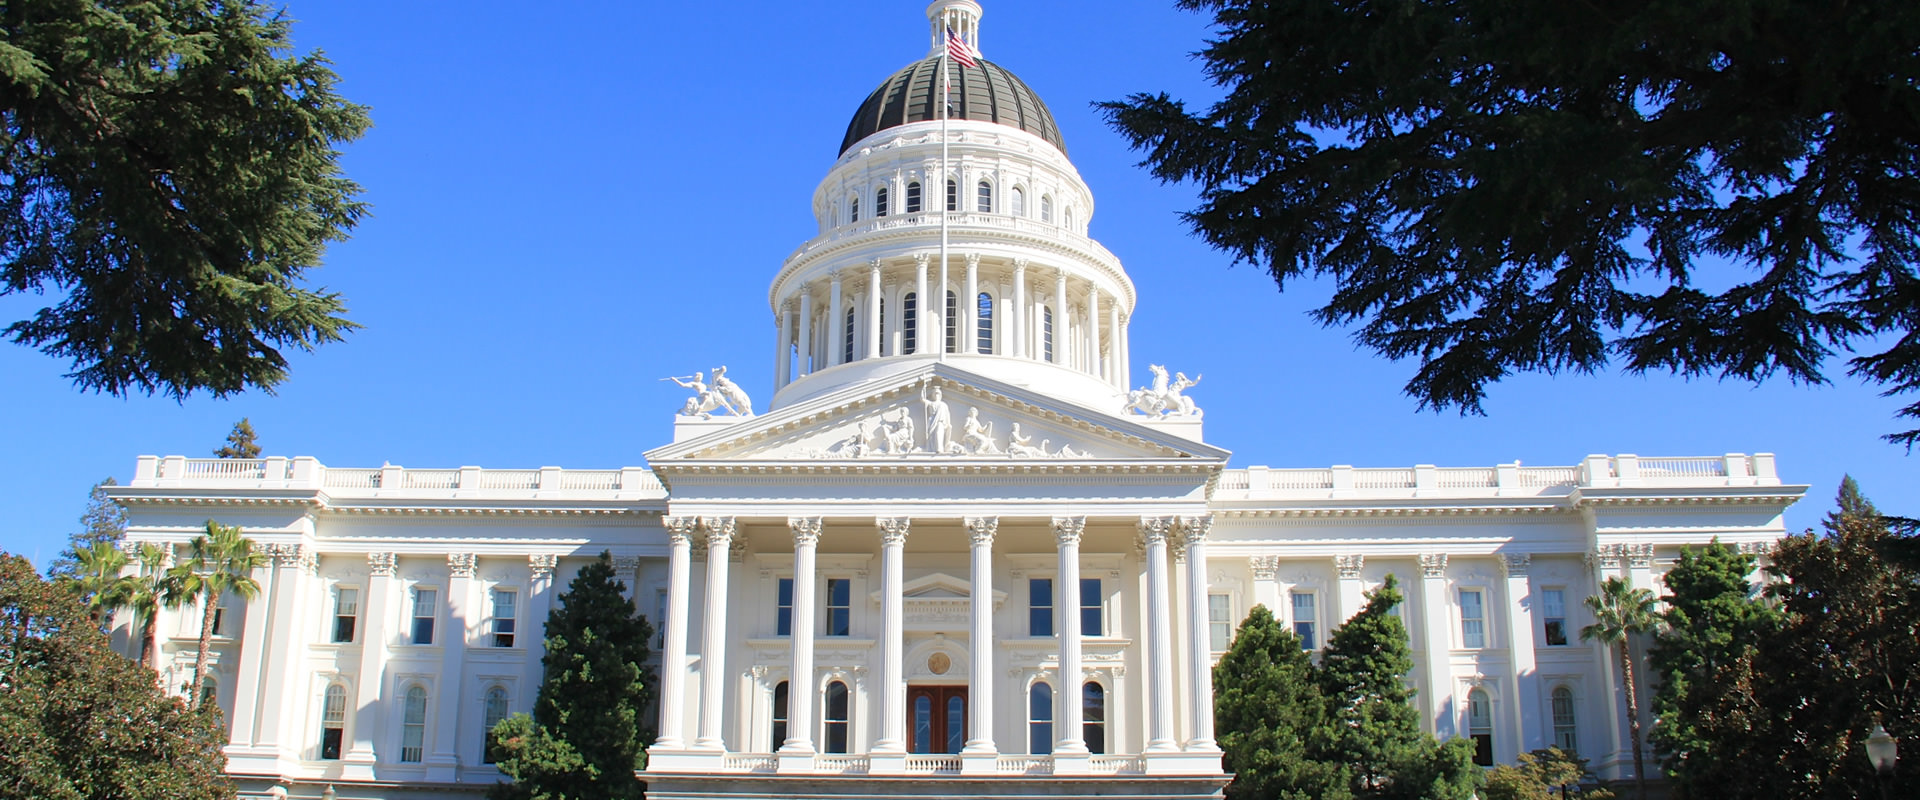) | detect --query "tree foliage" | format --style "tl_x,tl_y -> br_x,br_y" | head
1216,579 -> 1479,800
1100,0 -> 1920,444
1483,748 -> 1614,800
1,0 -> 369,398
168,521 -> 260,704
1580,578 -> 1659,800
489,552 -> 653,800
212,419 -> 259,459
44,478 -> 127,580
0,553 -> 235,800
